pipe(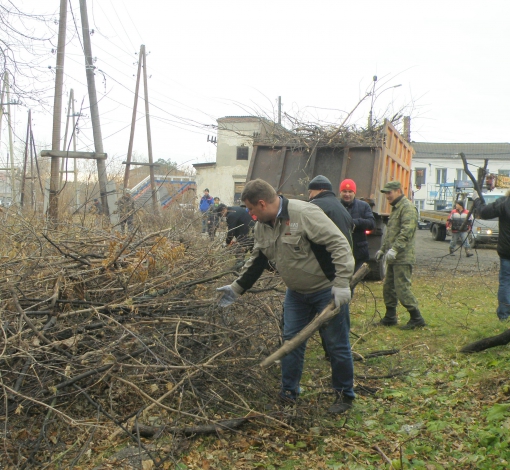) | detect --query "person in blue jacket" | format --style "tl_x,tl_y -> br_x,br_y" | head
199,188 -> 214,233
339,179 -> 376,273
